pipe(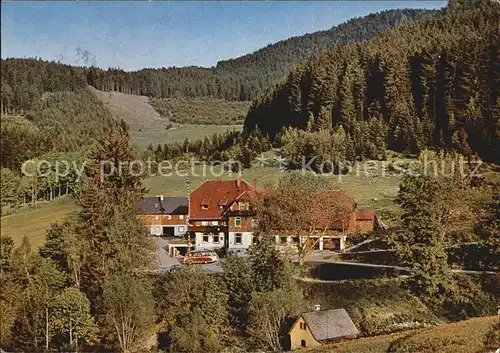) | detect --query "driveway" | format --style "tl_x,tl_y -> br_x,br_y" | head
154,237 -> 182,270
153,237 -> 223,273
